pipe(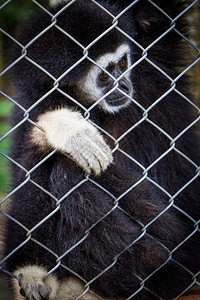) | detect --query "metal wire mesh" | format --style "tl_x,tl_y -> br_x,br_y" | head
0,0 -> 200,299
